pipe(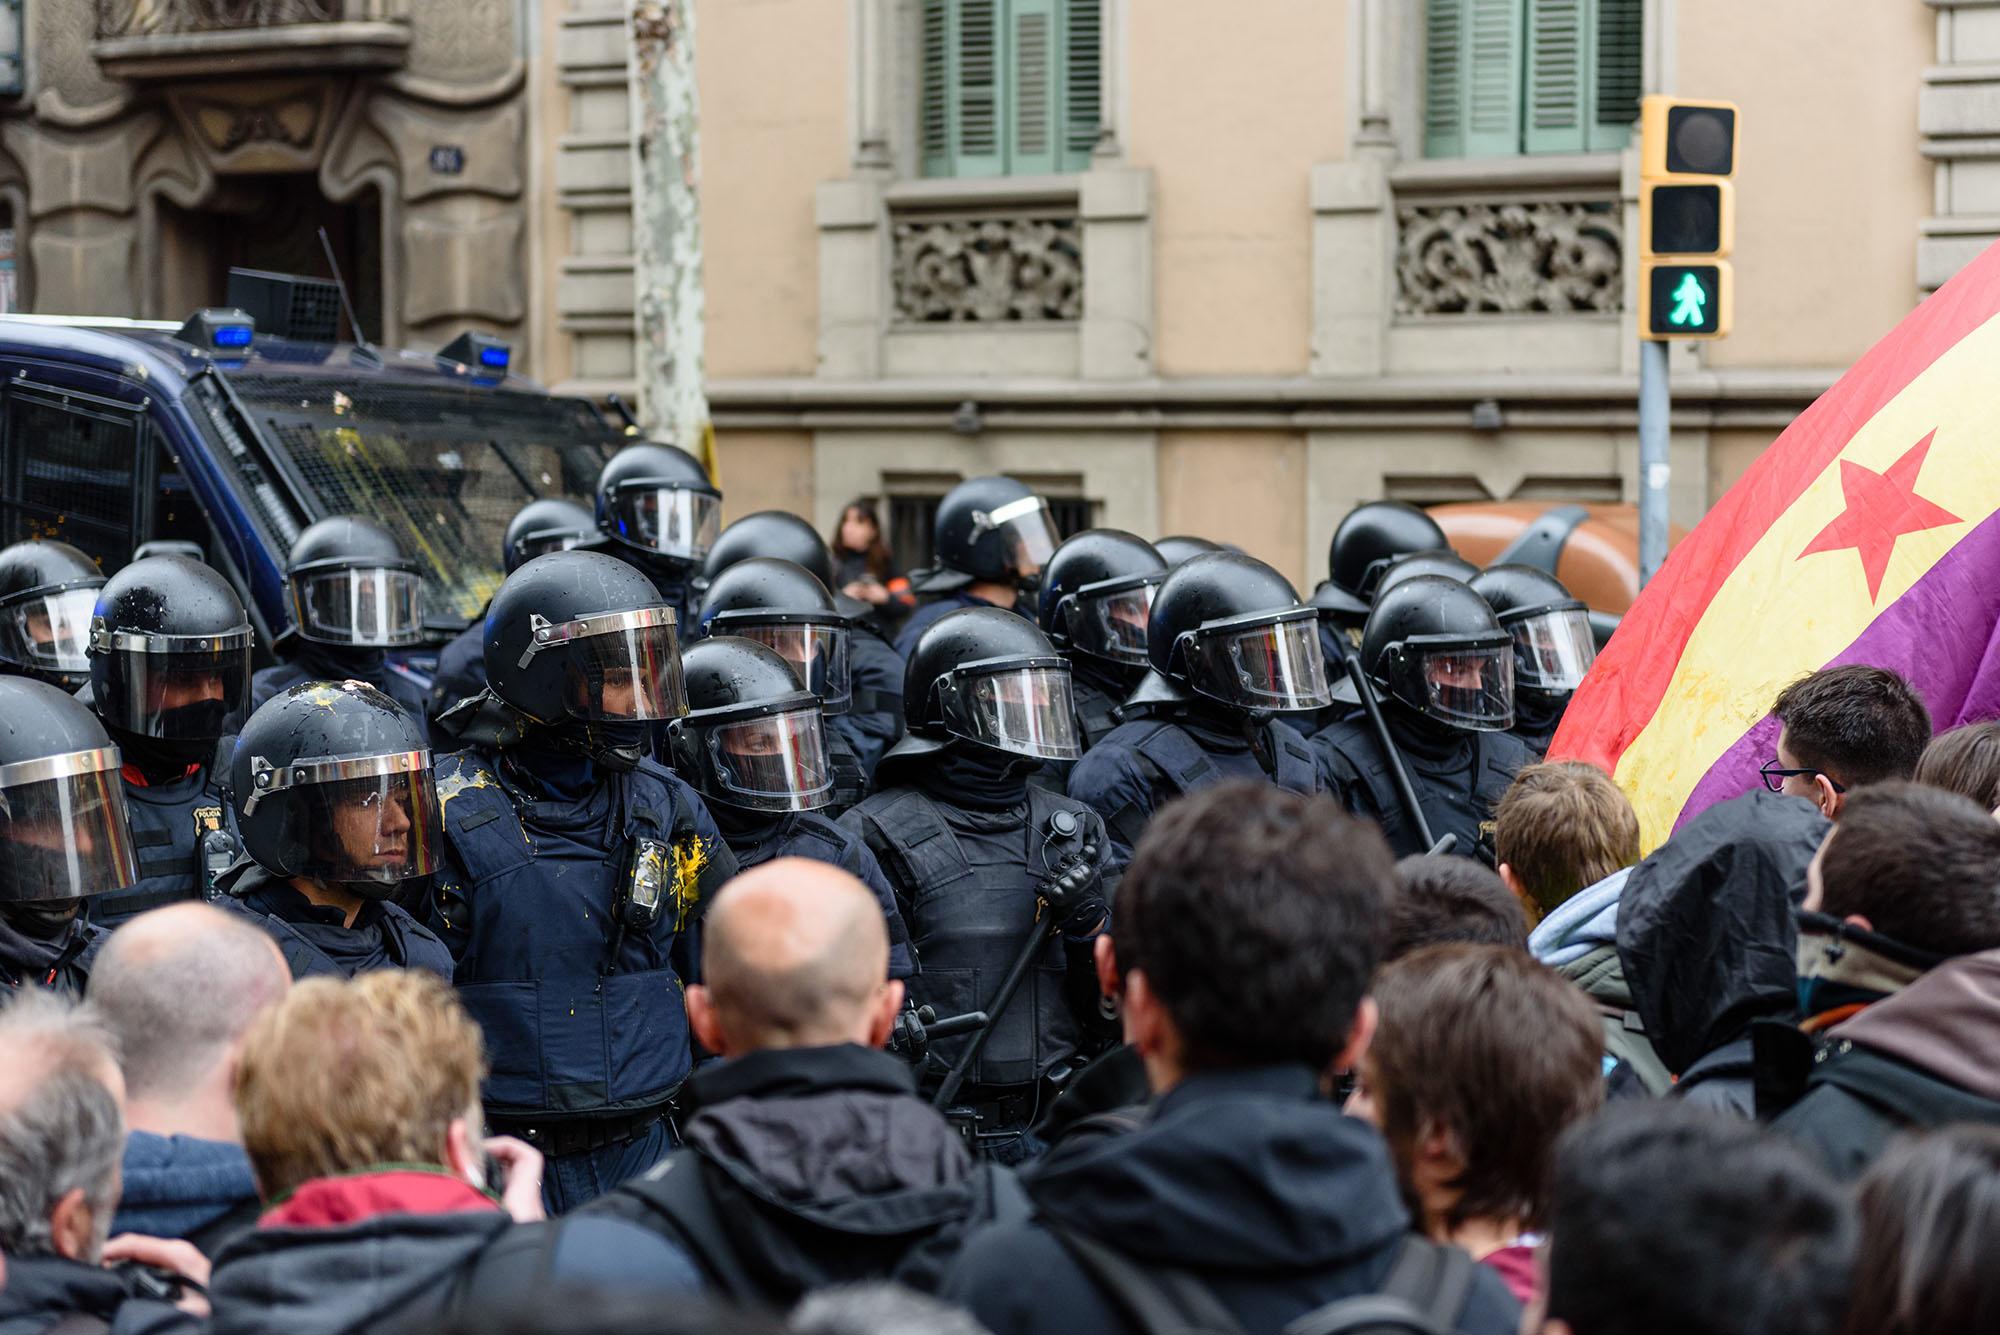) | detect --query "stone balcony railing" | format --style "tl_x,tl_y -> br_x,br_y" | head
93,0 -> 411,80
890,209 -> 1084,325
